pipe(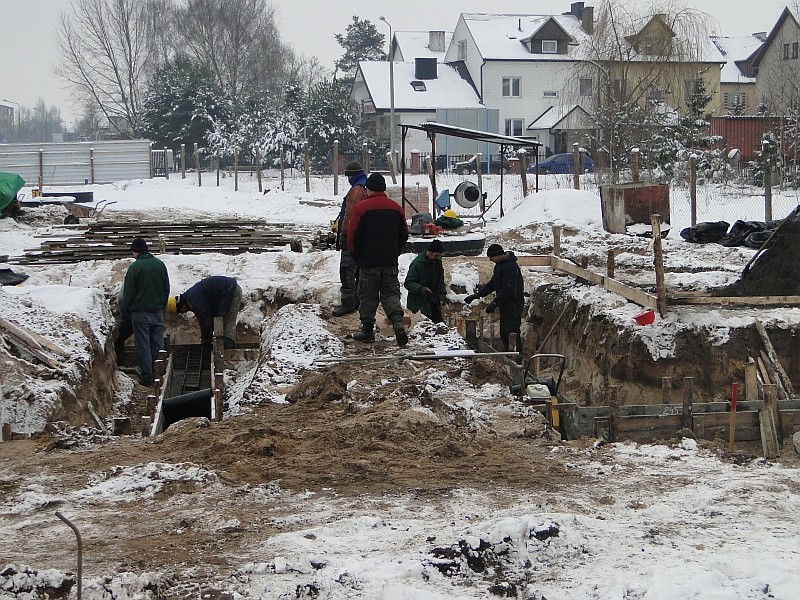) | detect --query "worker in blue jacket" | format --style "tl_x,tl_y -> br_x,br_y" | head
170,276 -> 242,348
